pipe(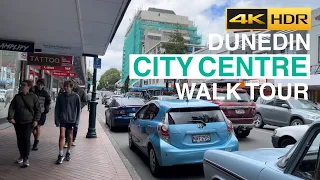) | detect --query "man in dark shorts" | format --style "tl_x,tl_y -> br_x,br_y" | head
64,78 -> 87,147
55,80 -> 81,164
32,79 -> 51,150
